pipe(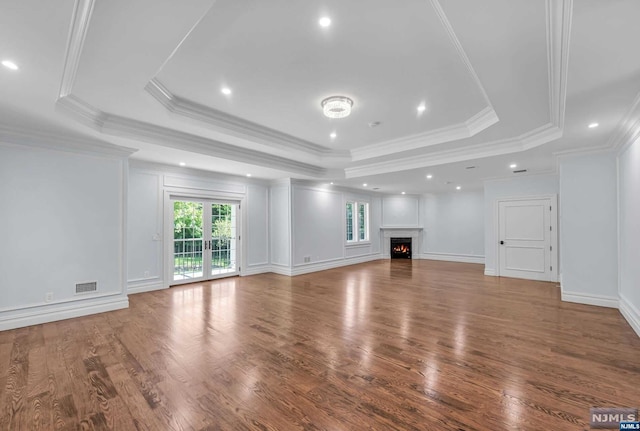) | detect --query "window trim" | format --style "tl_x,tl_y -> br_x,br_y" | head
346,200 -> 370,245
